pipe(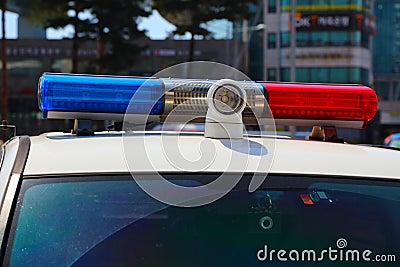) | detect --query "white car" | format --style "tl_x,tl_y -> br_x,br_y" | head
0,73 -> 398,266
